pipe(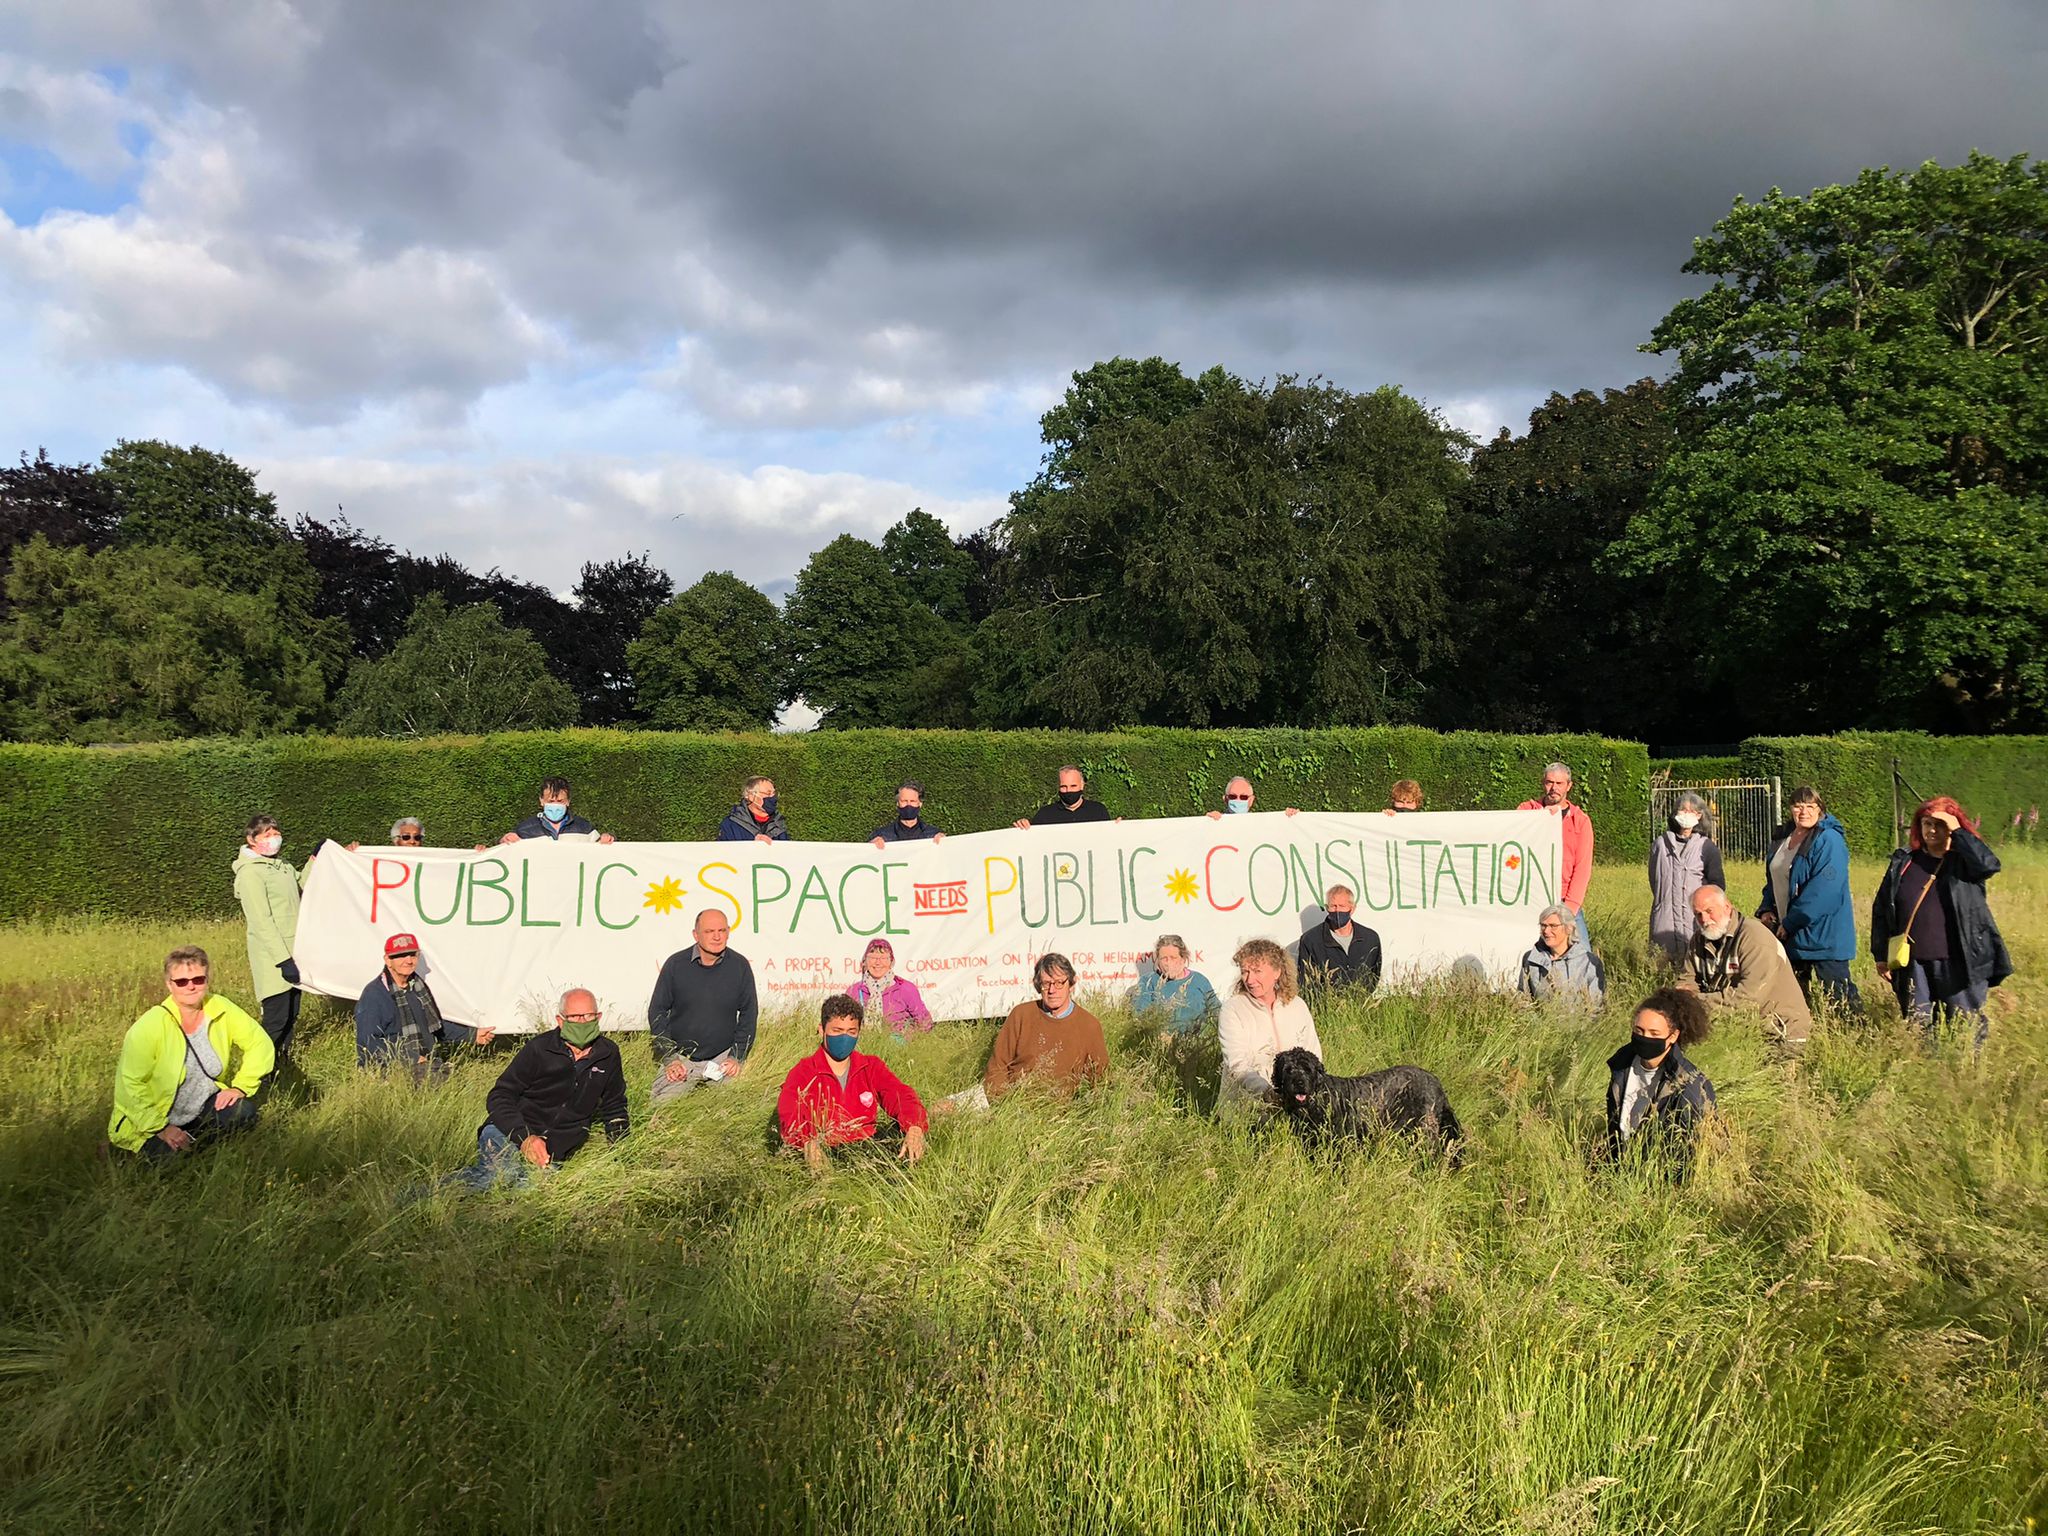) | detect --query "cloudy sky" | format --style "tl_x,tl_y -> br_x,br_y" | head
3,2 -> 2042,598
